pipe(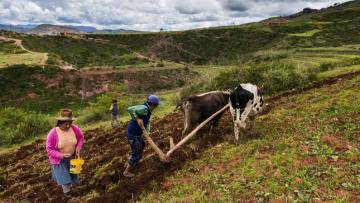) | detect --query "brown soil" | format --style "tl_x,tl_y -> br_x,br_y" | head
321,135 -> 351,152
29,66 -> 198,100
0,71 -> 359,202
